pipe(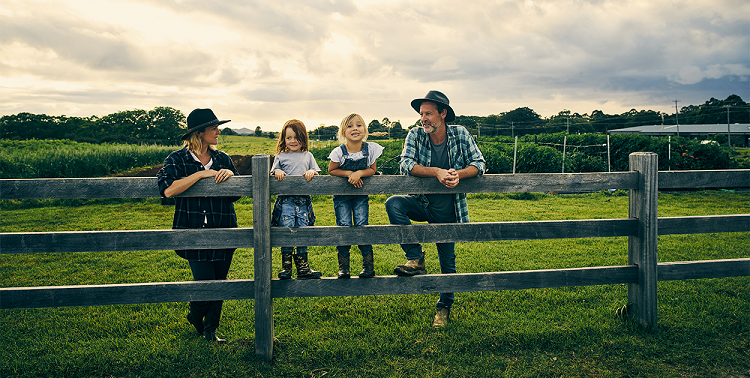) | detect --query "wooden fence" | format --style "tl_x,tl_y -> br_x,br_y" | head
1,152 -> 749,361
